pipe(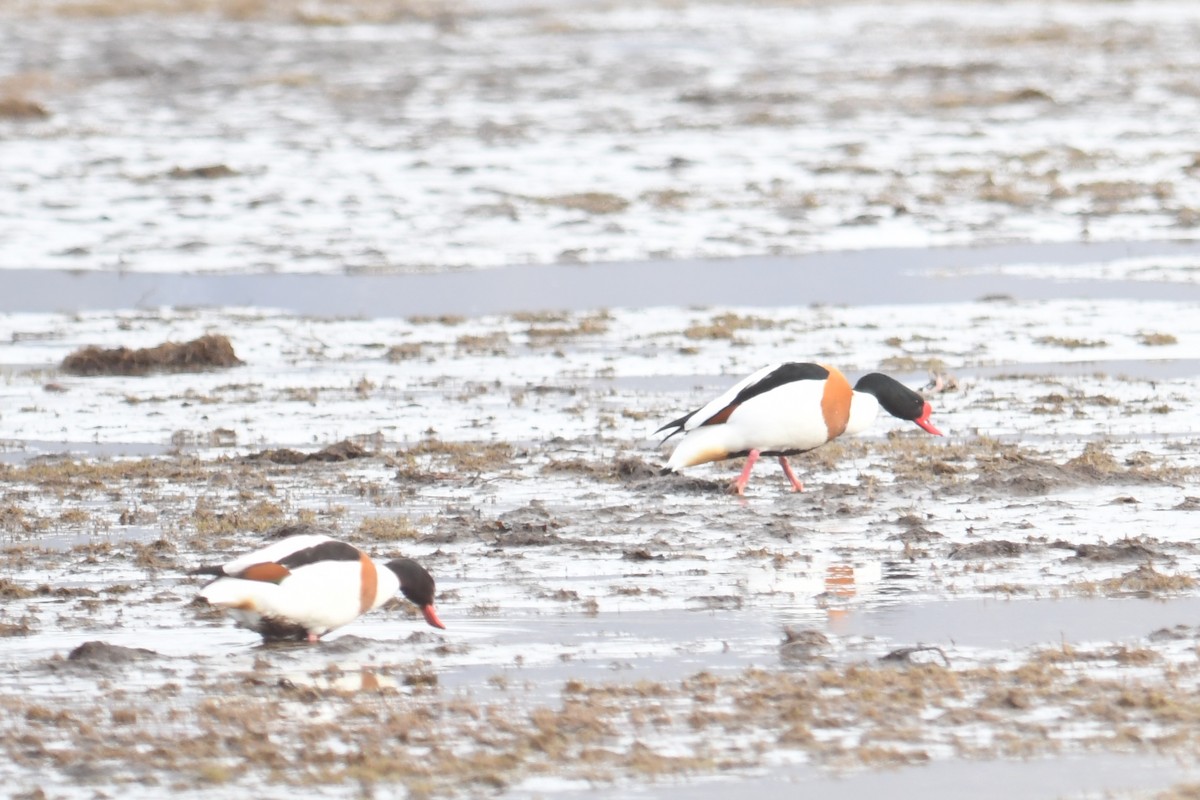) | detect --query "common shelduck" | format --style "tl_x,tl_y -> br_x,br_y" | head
191,534 -> 445,642
656,362 -> 944,494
